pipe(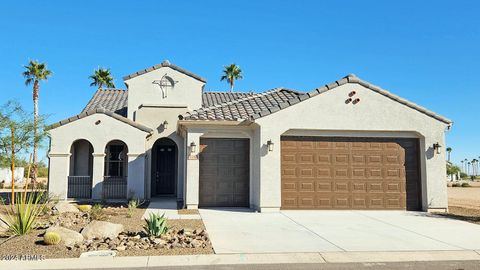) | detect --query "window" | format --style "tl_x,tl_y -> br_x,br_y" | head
105,143 -> 127,177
